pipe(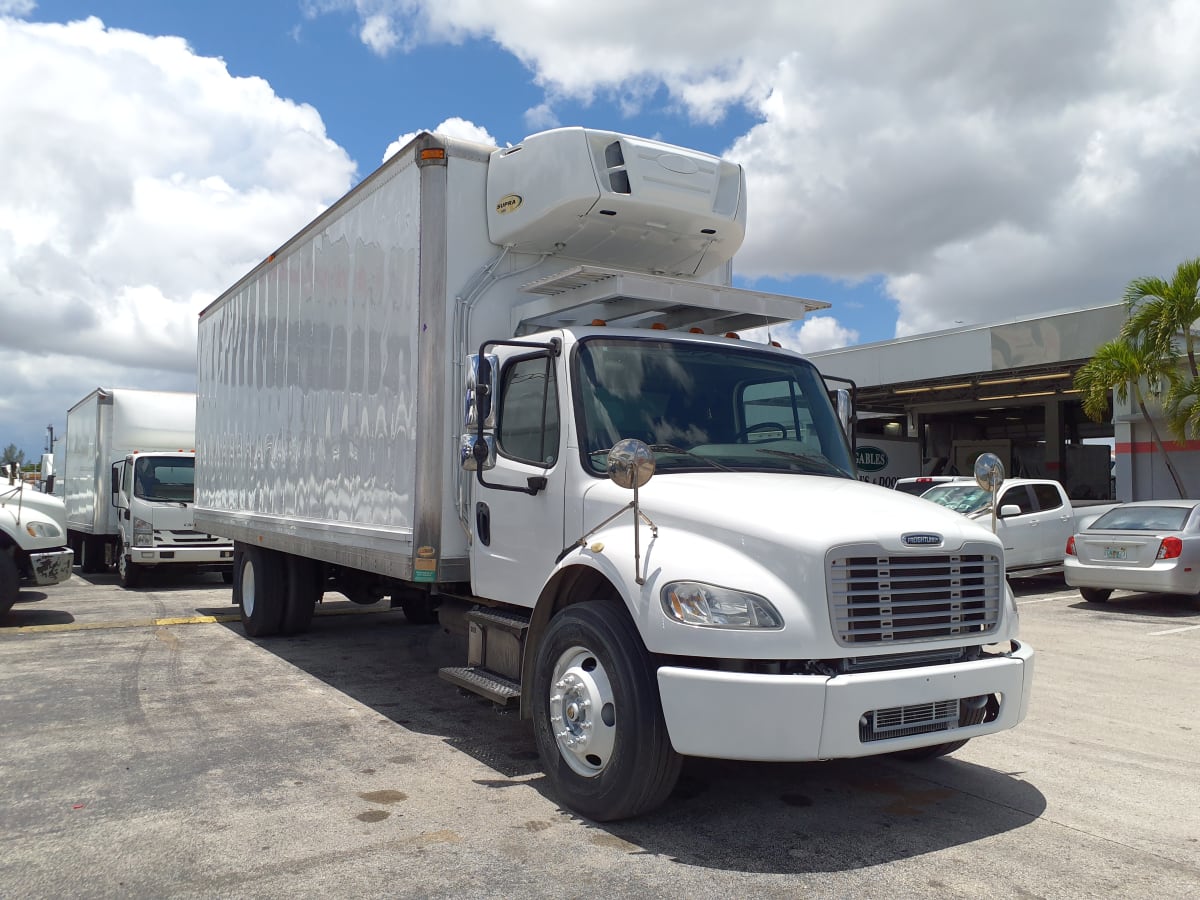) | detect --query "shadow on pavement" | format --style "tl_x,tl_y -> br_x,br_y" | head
230,609 -> 1048,875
